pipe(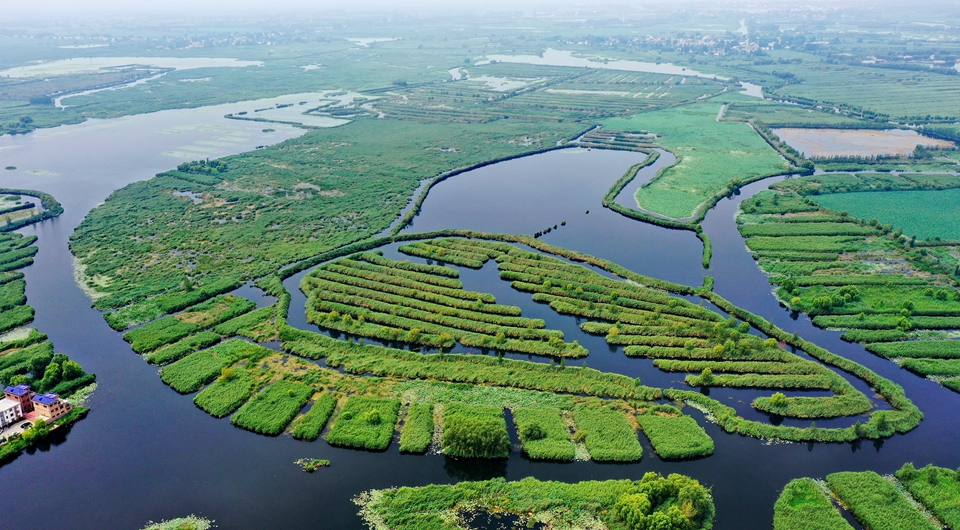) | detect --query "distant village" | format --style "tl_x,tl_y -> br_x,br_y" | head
0,385 -> 73,440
